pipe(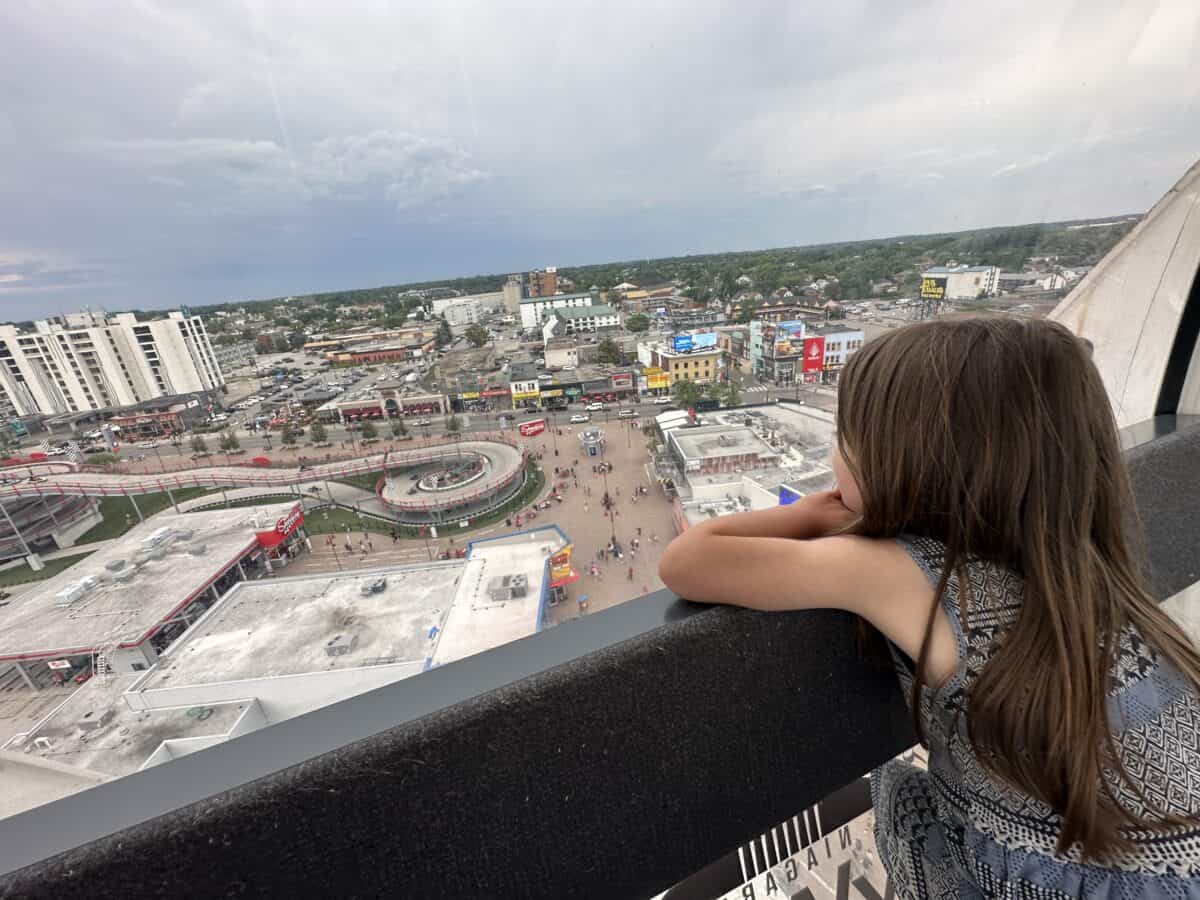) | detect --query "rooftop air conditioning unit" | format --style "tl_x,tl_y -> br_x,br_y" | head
112,567 -> 137,583
173,528 -> 195,541
188,544 -> 208,556
77,709 -> 116,733
54,583 -> 86,607
325,634 -> 359,657
105,559 -> 126,573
